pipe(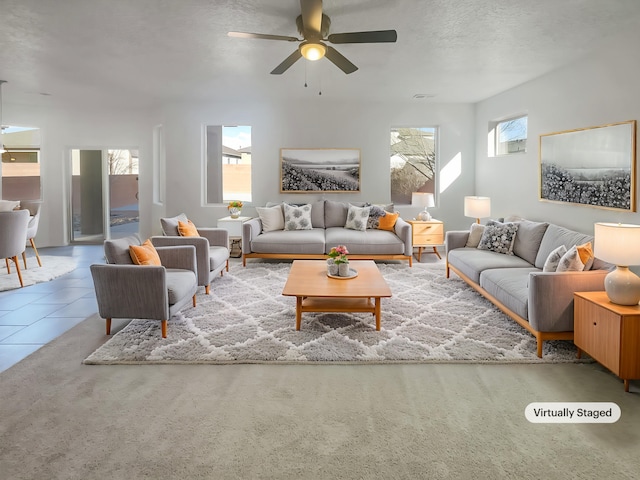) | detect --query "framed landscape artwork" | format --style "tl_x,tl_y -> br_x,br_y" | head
539,120 -> 636,211
280,148 -> 360,193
